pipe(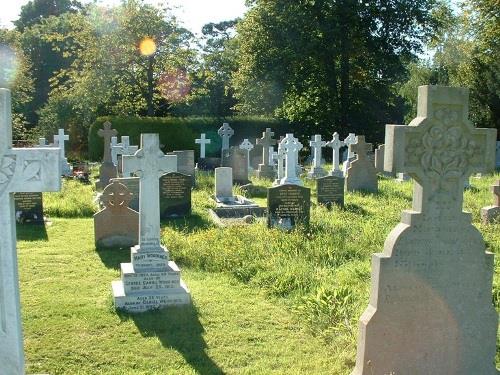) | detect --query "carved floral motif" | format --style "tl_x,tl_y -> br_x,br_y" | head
0,155 -> 16,195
